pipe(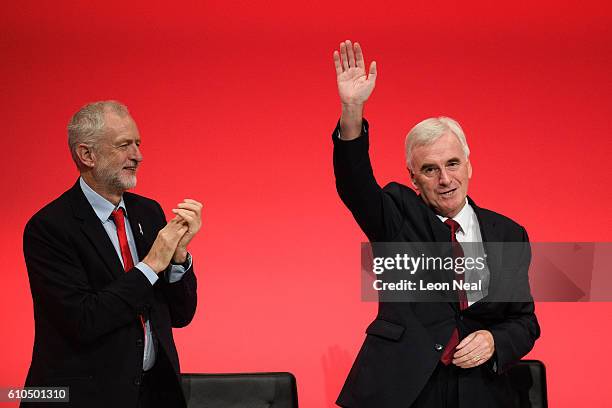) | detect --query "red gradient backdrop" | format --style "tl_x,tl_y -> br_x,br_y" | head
2,1 -> 612,407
